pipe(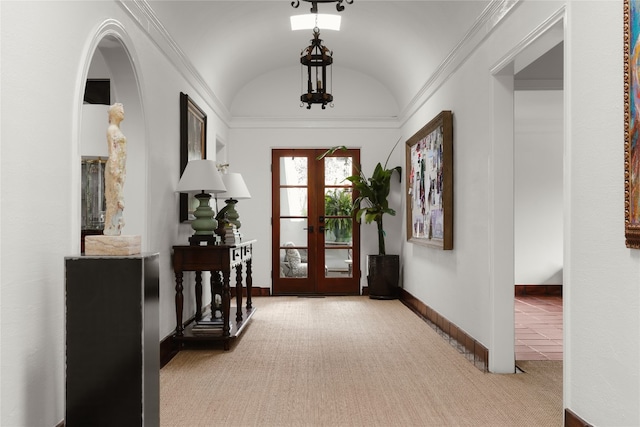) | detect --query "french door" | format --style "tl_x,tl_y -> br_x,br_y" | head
272,149 -> 360,295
